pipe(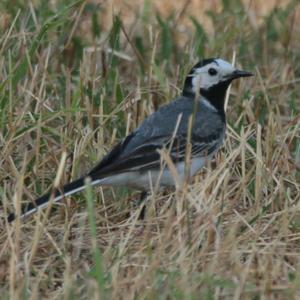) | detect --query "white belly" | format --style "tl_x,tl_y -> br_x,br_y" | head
98,157 -> 208,190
